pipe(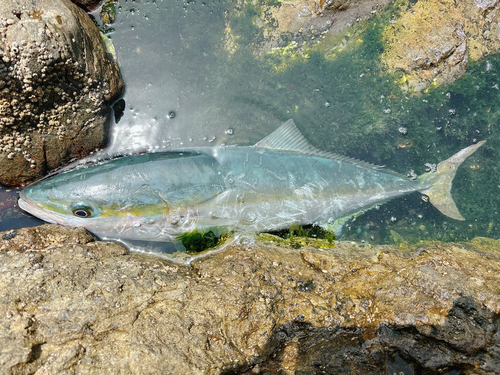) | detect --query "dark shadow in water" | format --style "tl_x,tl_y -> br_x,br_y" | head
221,296 -> 500,375
112,98 -> 126,123
0,185 -> 45,232
0,209 -> 45,232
